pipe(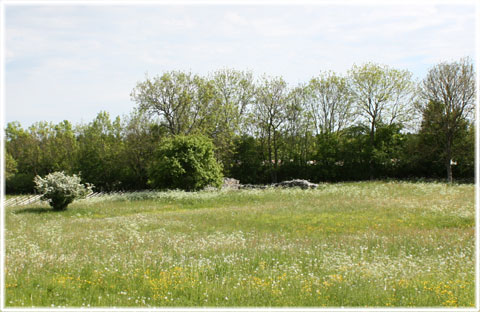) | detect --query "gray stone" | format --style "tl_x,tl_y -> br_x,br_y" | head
223,178 -> 318,190
274,179 -> 318,189
222,177 -> 241,189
